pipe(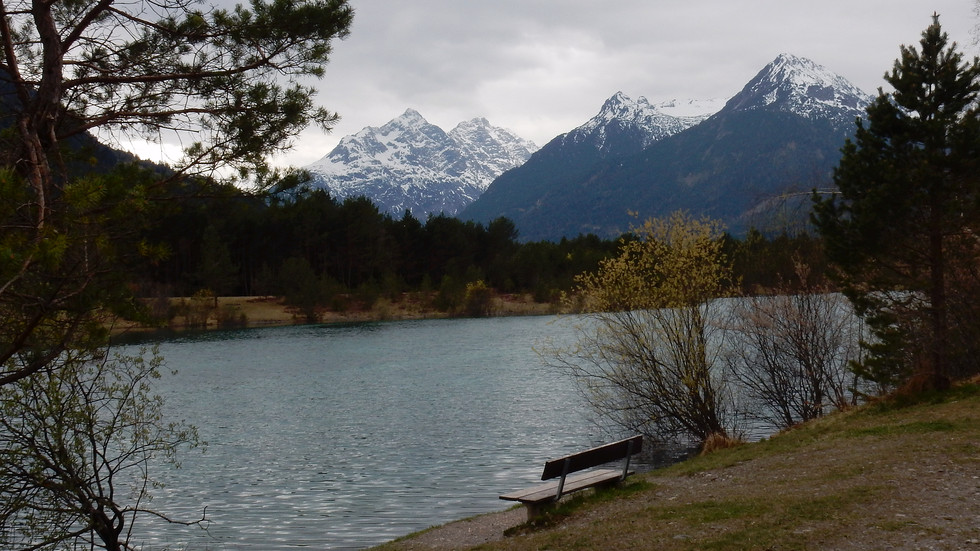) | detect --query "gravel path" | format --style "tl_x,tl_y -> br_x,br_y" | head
383,508 -> 525,550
